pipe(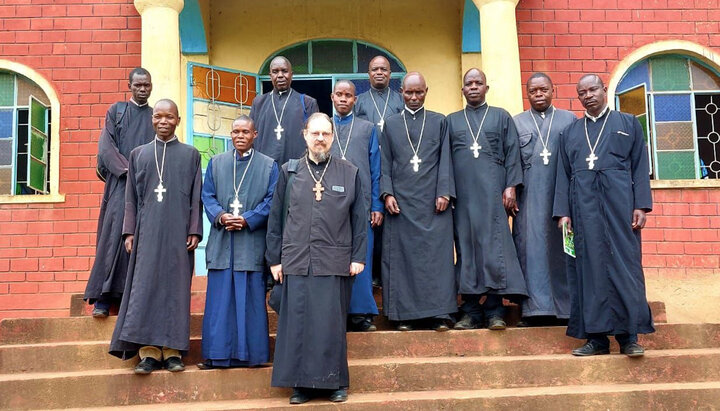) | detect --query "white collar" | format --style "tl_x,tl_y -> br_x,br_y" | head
130,98 -> 148,107
155,135 -> 177,143
235,148 -> 253,158
276,89 -> 289,96
532,104 -> 554,118
405,105 -> 424,115
584,105 -> 610,122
